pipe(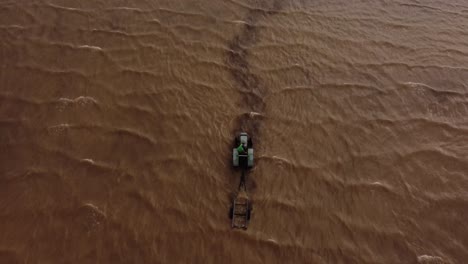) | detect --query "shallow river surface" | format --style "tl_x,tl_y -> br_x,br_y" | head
1,0 -> 468,263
